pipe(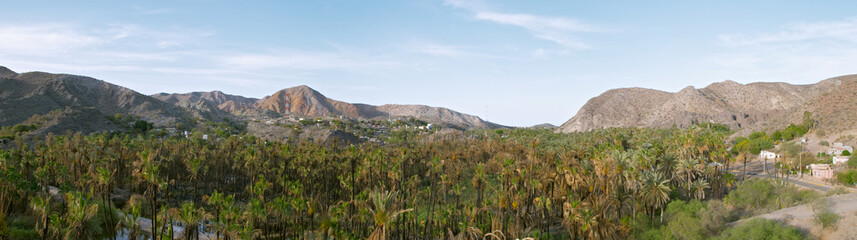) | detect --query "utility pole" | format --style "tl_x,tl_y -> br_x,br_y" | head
799,141 -> 804,177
